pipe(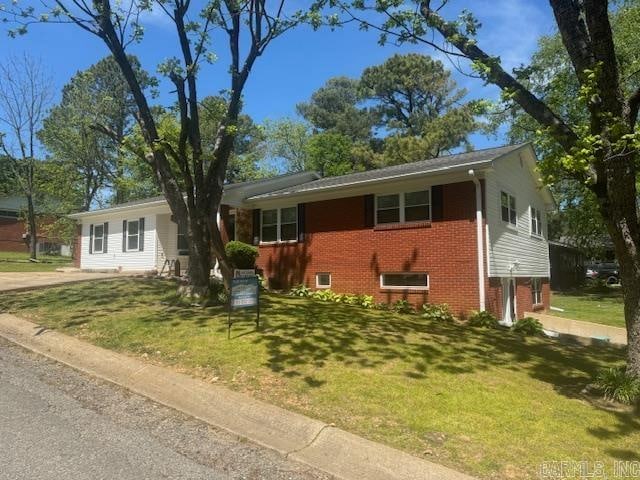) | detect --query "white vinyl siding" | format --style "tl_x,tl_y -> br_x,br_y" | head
155,213 -> 190,271
485,150 -> 551,278
80,213 -> 157,271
